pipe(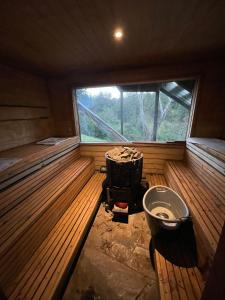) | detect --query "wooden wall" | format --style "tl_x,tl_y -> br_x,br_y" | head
48,59 -> 225,140
191,63 -> 225,139
0,65 -> 54,151
47,82 -> 77,137
80,142 -> 185,175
